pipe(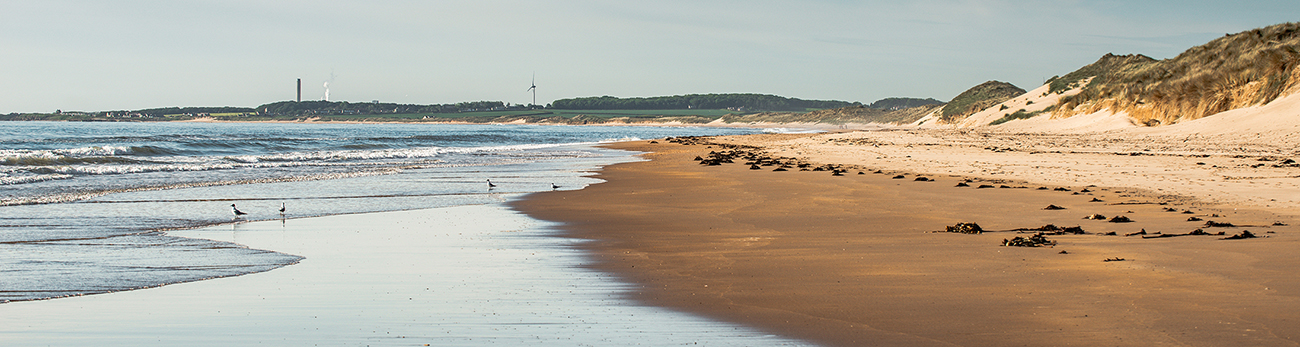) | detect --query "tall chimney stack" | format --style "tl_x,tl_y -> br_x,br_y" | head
297,79 -> 302,102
